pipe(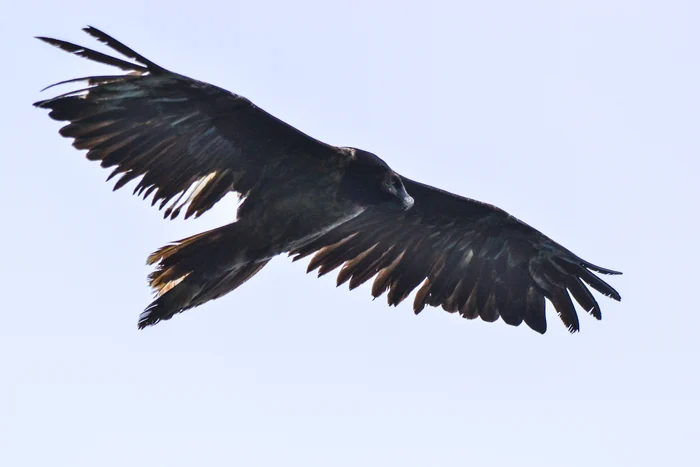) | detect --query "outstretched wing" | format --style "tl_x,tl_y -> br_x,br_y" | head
34,26 -> 337,219
291,178 -> 622,334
